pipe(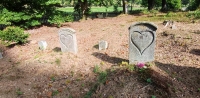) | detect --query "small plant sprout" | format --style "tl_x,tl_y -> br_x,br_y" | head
93,65 -> 100,73
151,95 -> 156,98
55,58 -> 61,65
147,78 -> 152,83
52,90 -> 59,96
16,88 -> 23,95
